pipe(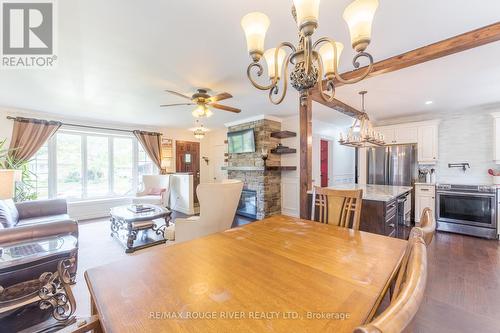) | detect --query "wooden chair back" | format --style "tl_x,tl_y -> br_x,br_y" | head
311,187 -> 363,230
411,207 -> 436,245
353,234 -> 428,333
